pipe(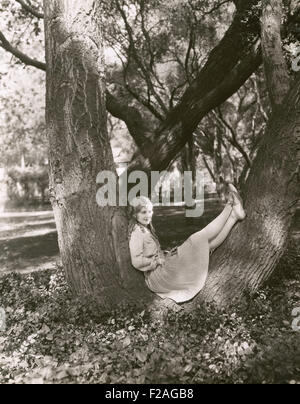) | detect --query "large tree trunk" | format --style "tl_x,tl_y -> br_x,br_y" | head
195,0 -> 299,307
196,71 -> 300,306
43,0 -> 299,312
43,0 -> 152,310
